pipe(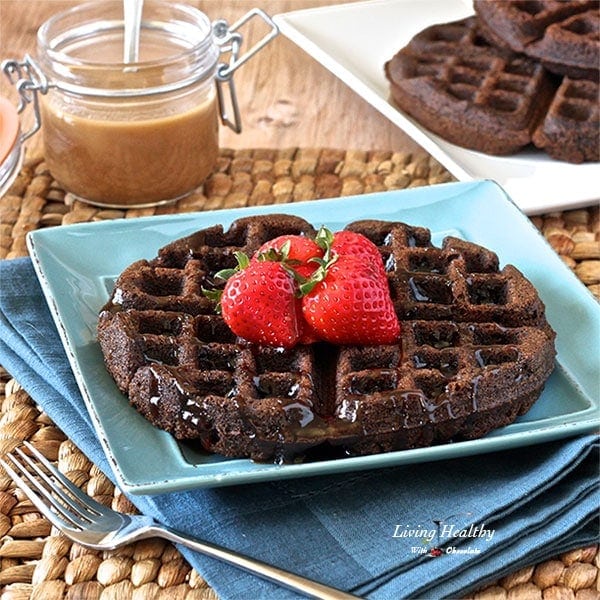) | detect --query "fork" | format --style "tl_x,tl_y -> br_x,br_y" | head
1,442 -> 359,600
